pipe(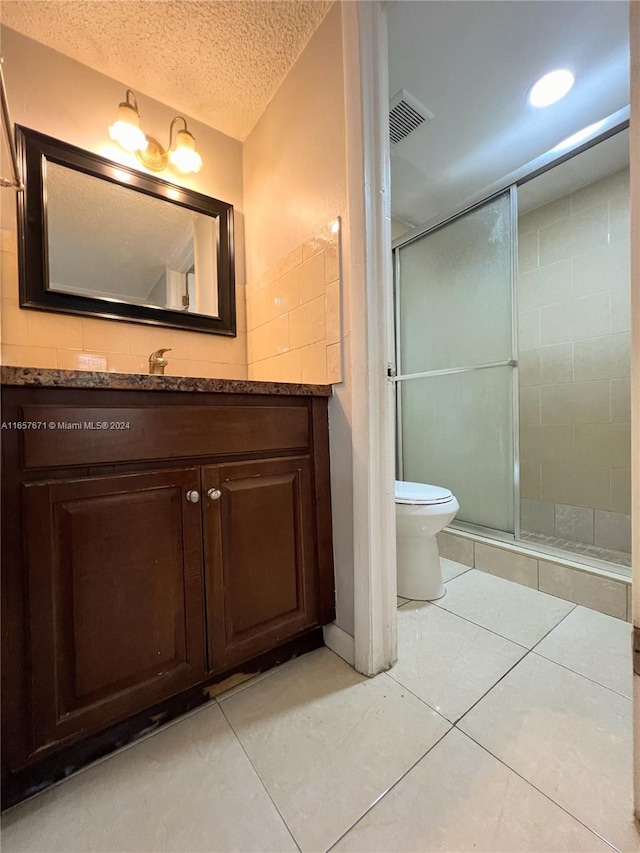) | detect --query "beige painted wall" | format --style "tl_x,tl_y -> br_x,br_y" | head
243,3 -> 354,634
518,169 -> 632,556
0,27 -> 247,379
243,4 -> 347,283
